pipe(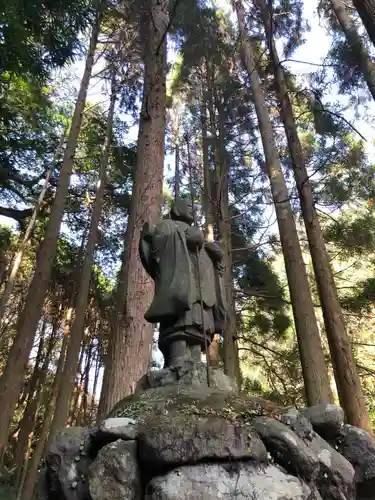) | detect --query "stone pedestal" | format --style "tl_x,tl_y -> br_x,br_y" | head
38,361 -> 375,500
